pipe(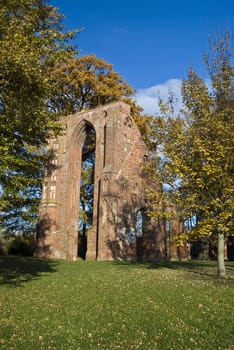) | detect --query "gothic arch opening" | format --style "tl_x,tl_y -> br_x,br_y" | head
77,123 -> 96,259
